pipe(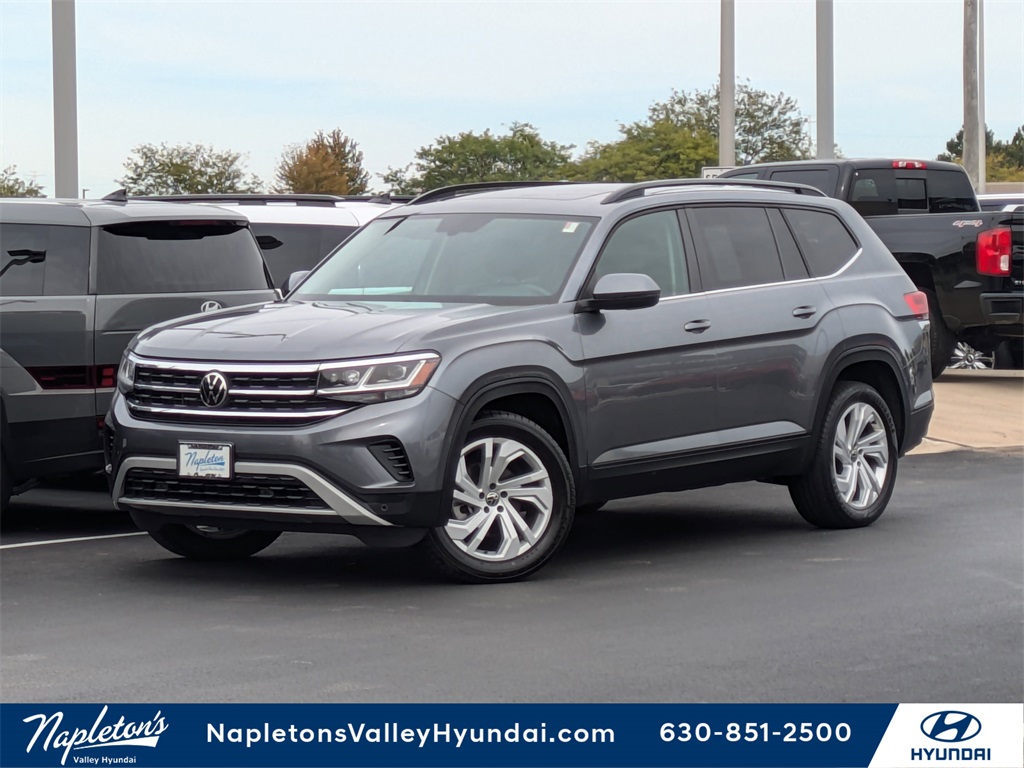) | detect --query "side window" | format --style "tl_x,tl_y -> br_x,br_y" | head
926,170 -> 979,213
895,176 -> 927,211
592,210 -> 688,296
766,208 -> 809,280
783,208 -> 860,277
687,206 -> 784,290
723,171 -> 759,180
768,167 -> 839,195
848,169 -> 898,216
249,223 -> 358,285
0,223 -> 90,296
